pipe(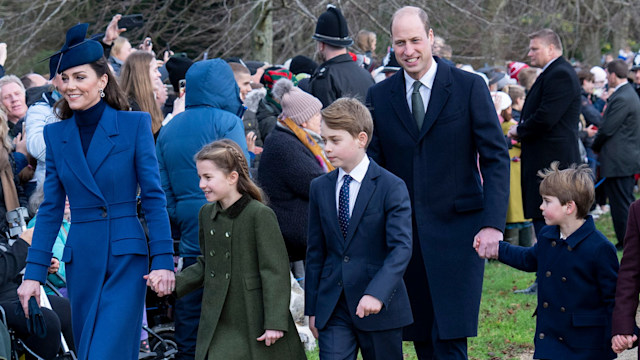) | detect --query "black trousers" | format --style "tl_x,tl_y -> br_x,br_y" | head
1,295 -> 74,359
604,176 -> 636,246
